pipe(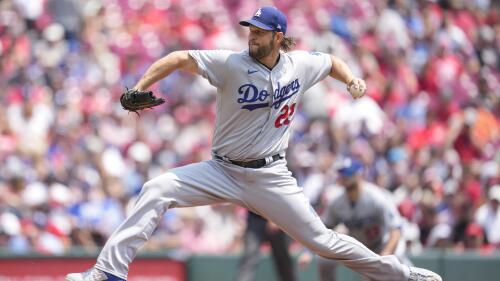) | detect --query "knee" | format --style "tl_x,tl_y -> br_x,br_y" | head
140,173 -> 178,200
304,230 -> 338,257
